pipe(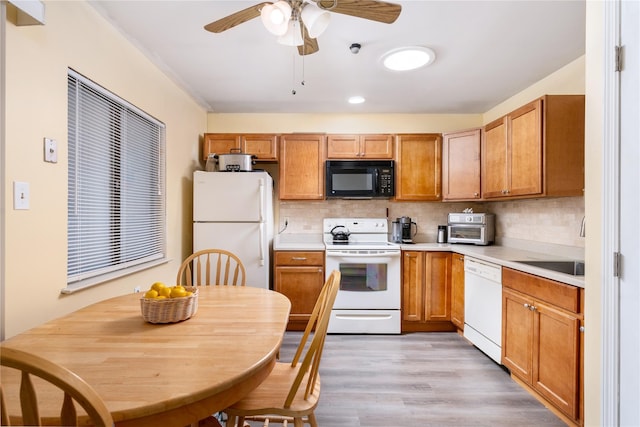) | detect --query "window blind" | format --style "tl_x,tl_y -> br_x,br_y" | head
67,70 -> 166,288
